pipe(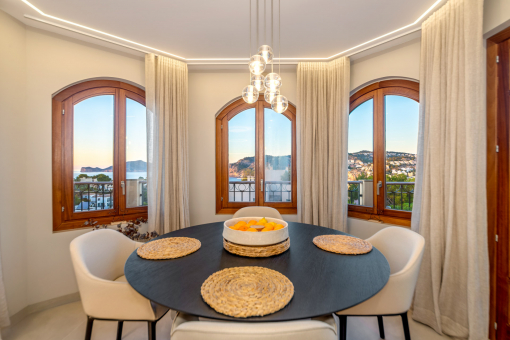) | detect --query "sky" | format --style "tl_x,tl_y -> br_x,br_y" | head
73,95 -> 147,170
348,95 -> 419,154
228,108 -> 292,164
